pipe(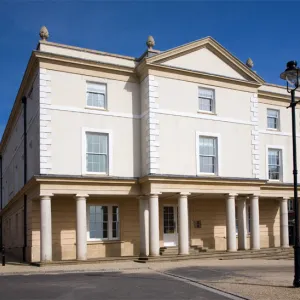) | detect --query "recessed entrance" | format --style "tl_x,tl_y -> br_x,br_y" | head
163,205 -> 178,247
